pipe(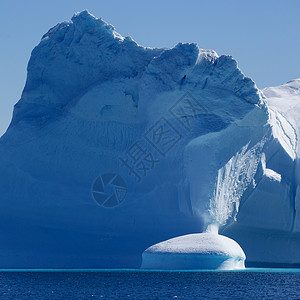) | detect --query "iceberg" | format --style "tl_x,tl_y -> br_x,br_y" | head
0,10 -> 299,268
141,232 -> 246,270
